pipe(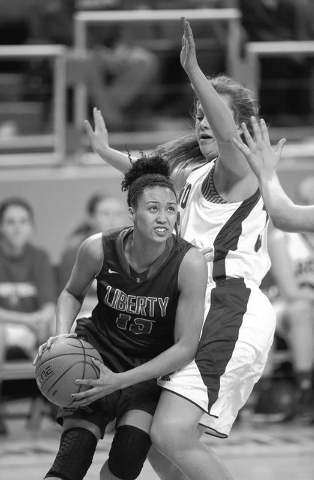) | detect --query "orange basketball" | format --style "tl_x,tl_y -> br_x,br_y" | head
35,337 -> 103,407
